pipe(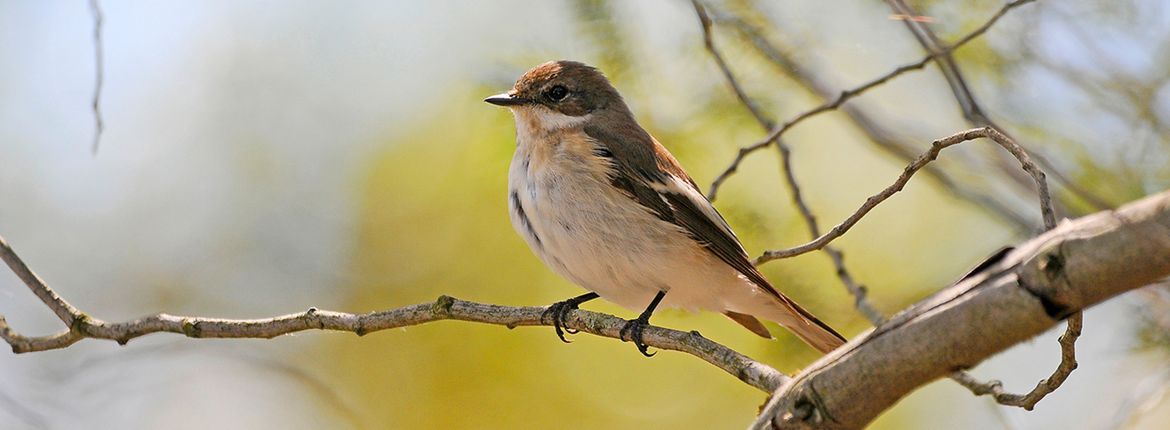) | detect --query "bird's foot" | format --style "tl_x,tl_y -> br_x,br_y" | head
619,316 -> 655,357
543,301 -> 579,343
541,292 -> 599,343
